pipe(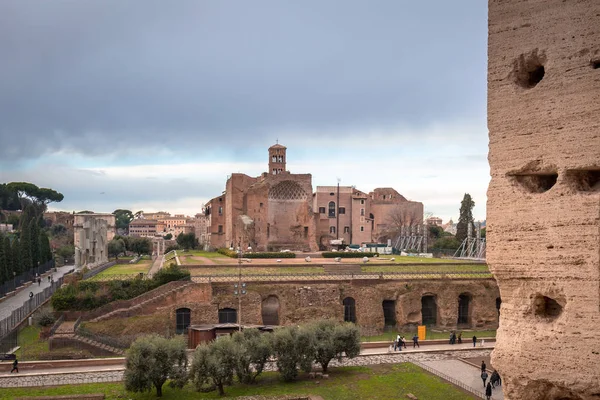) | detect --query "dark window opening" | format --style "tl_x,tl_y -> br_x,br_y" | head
176,308 -> 191,334
319,207 -> 326,214
592,59 -> 600,69
304,226 -> 308,238
421,296 -> 437,326
382,300 -> 396,330
338,207 -> 345,214
262,295 -> 280,325
344,226 -> 350,234
328,201 -> 336,218
343,297 -> 356,323
330,226 -> 336,234
218,225 -> 223,234
218,308 -> 237,324
457,294 -> 471,326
